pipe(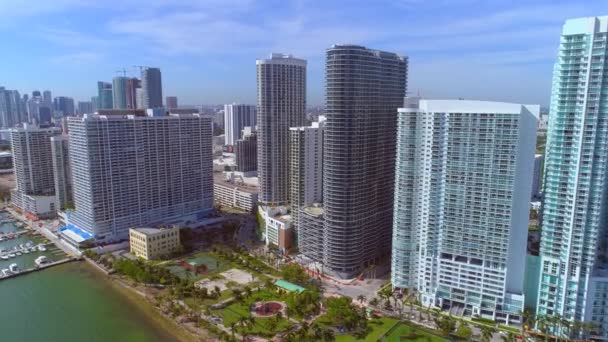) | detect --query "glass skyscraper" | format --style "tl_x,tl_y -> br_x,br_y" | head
537,16 -> 608,339
392,99 -> 538,324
